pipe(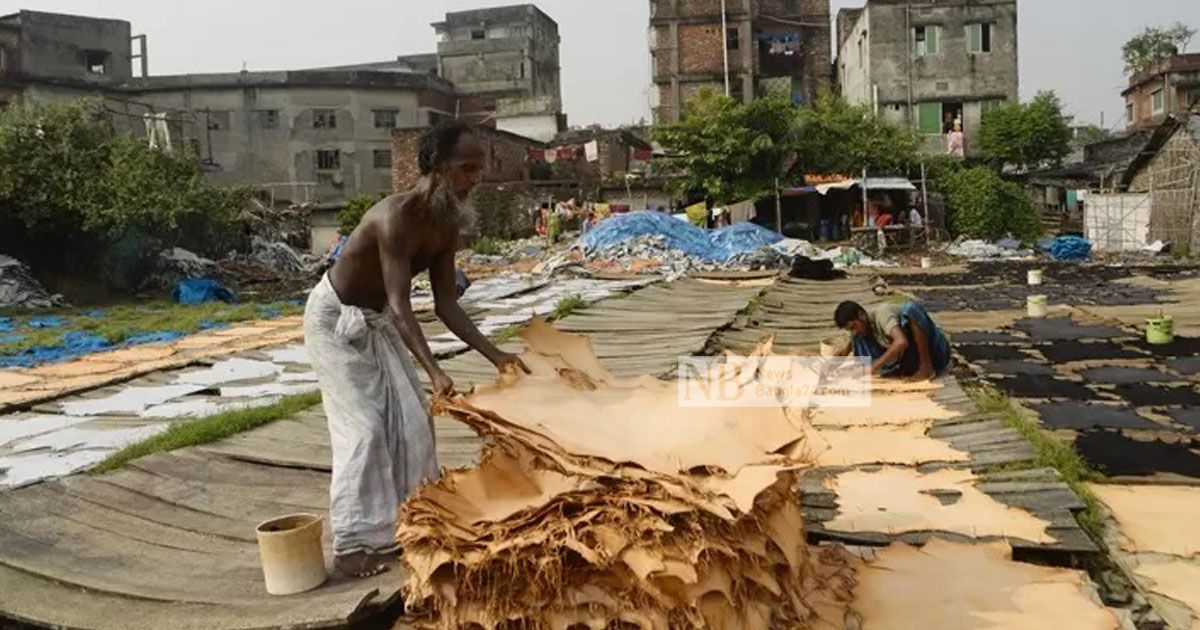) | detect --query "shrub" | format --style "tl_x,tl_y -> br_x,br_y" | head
337,192 -> 386,236
939,167 -> 1043,241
